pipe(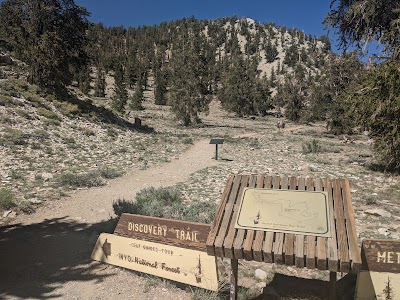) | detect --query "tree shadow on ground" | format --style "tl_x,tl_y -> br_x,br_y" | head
0,217 -> 118,299
61,92 -> 154,133
252,272 -> 357,300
